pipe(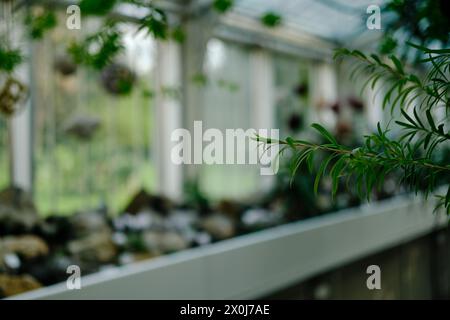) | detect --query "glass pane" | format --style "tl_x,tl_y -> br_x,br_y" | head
32,22 -> 156,215
197,39 -> 258,200
273,53 -> 310,138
